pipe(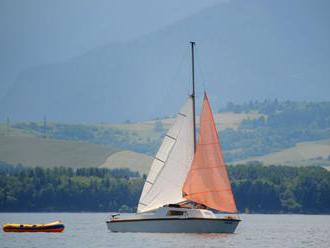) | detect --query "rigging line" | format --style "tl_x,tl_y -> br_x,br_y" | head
195,48 -> 207,93
170,48 -> 189,85
161,48 -> 190,118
